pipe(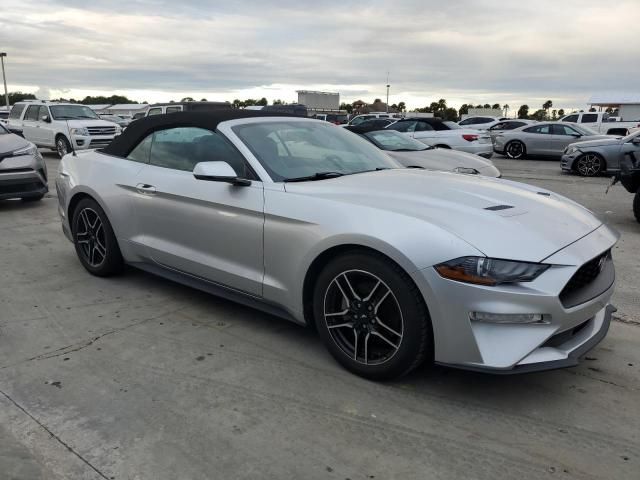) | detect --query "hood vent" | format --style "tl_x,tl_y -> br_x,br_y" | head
484,204 -> 514,211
